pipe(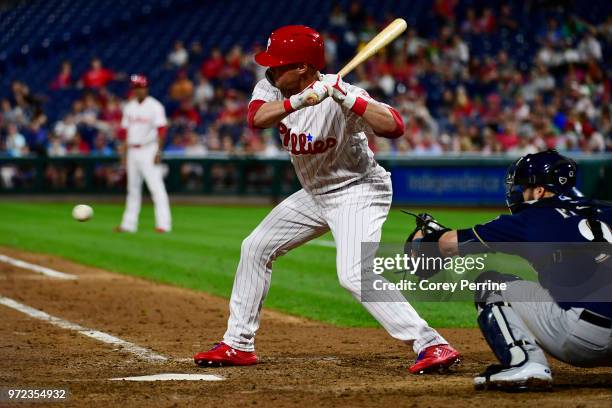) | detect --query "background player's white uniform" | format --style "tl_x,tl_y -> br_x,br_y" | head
223,77 -> 447,353
119,96 -> 172,232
